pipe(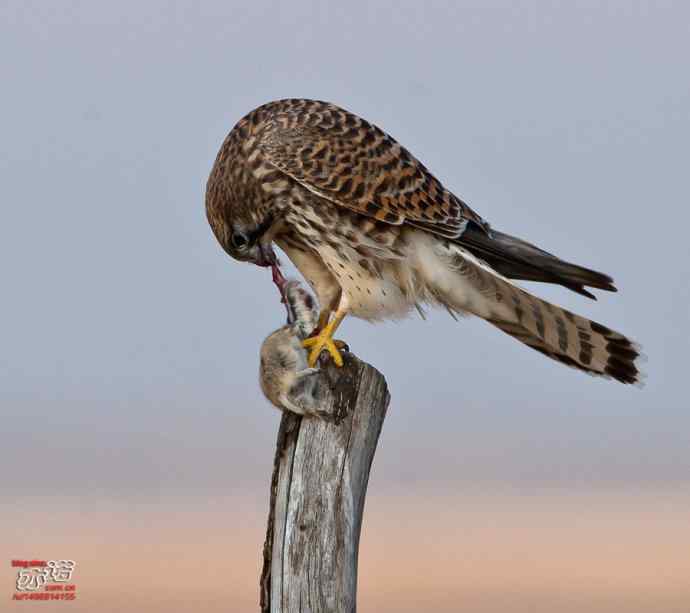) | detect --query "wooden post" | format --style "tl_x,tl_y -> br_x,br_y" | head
260,352 -> 390,613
